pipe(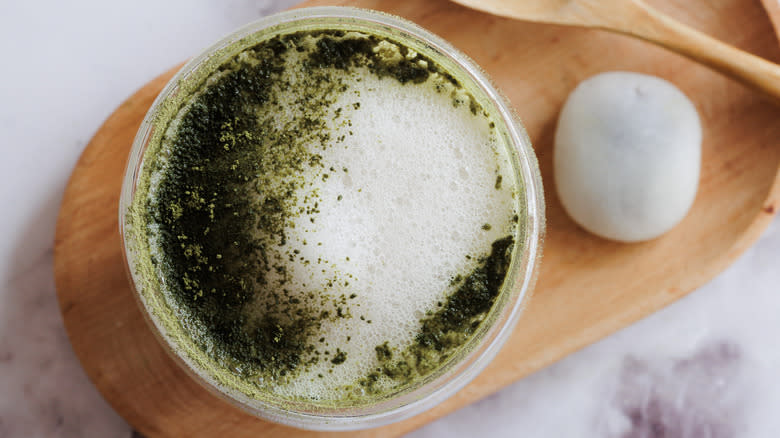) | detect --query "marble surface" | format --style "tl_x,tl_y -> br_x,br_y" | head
1,1 -> 779,437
